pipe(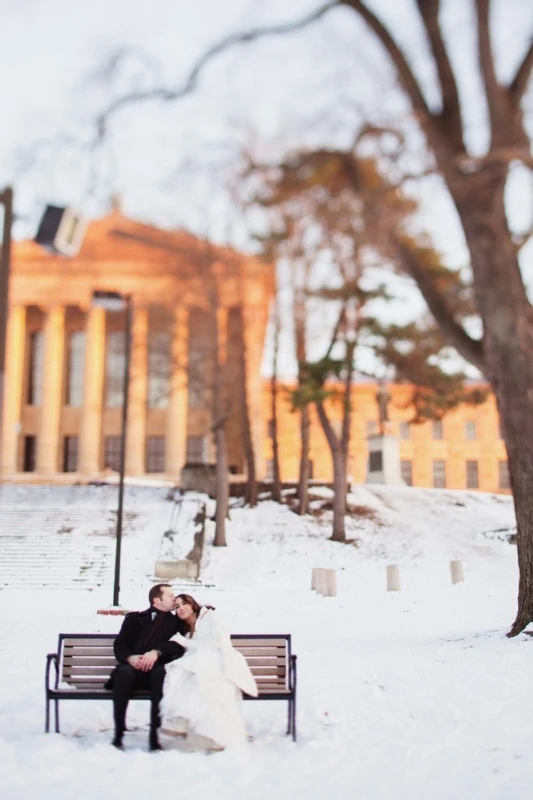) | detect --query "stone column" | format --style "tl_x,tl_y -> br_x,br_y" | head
125,306 -> 148,475
1,306 -> 26,476
166,306 -> 189,477
37,306 -> 66,474
79,306 -> 106,475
